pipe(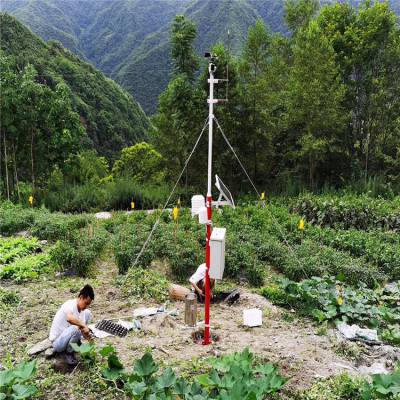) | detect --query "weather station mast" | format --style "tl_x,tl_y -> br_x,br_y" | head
191,52 -> 234,345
